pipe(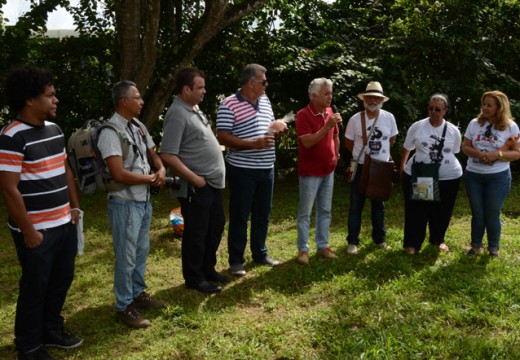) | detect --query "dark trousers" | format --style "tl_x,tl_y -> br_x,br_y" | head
402,173 -> 461,250
12,222 -> 77,353
347,163 -> 386,245
226,164 -> 274,265
179,185 -> 225,286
